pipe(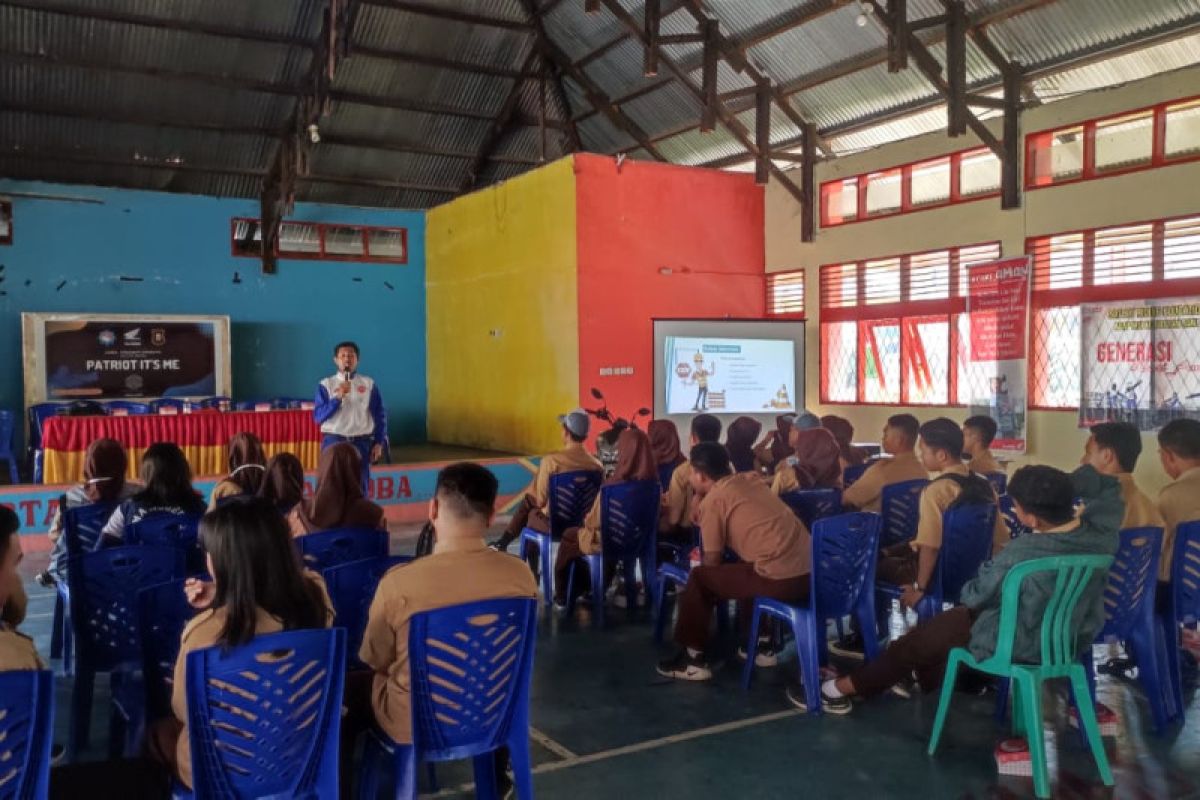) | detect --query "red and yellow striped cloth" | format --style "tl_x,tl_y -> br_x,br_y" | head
40,410 -> 321,483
